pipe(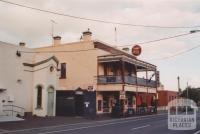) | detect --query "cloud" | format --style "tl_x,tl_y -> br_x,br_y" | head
0,0 -> 200,89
